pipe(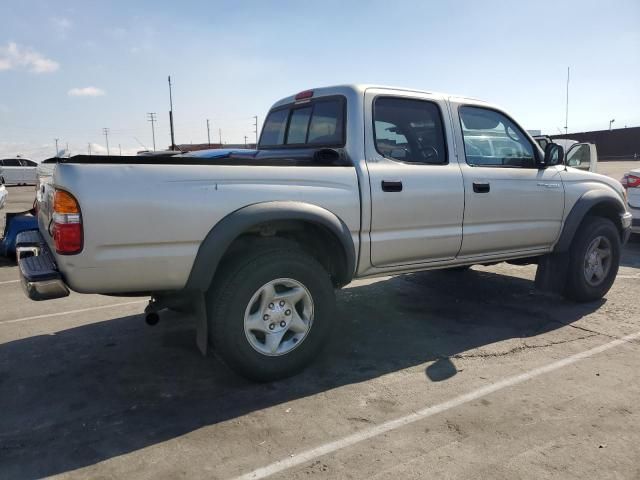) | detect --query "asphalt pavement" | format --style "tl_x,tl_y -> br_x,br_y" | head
1,175 -> 639,479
